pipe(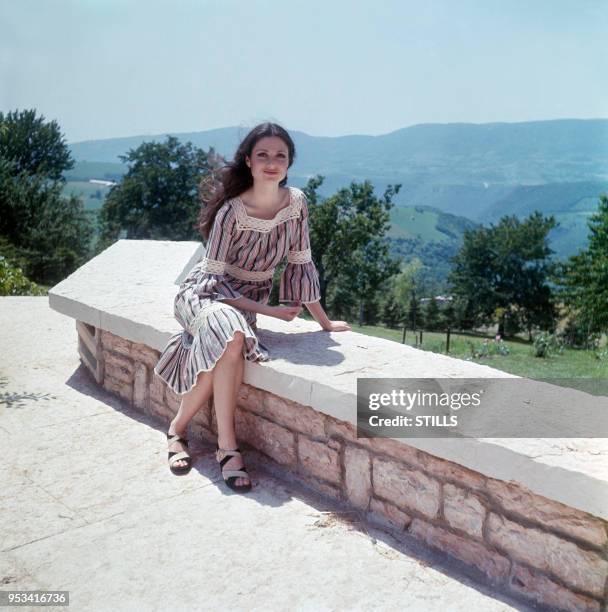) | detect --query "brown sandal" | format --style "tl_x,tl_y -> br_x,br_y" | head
215,445 -> 252,492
